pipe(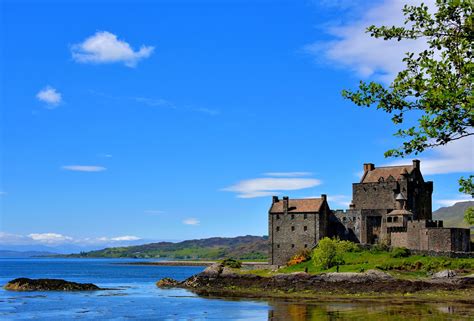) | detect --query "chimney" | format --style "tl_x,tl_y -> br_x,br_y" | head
321,194 -> 327,202
272,196 -> 279,203
283,196 -> 289,214
413,159 -> 420,170
363,163 -> 375,172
